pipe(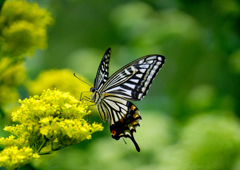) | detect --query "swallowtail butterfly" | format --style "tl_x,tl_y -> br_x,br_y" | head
88,48 -> 165,152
